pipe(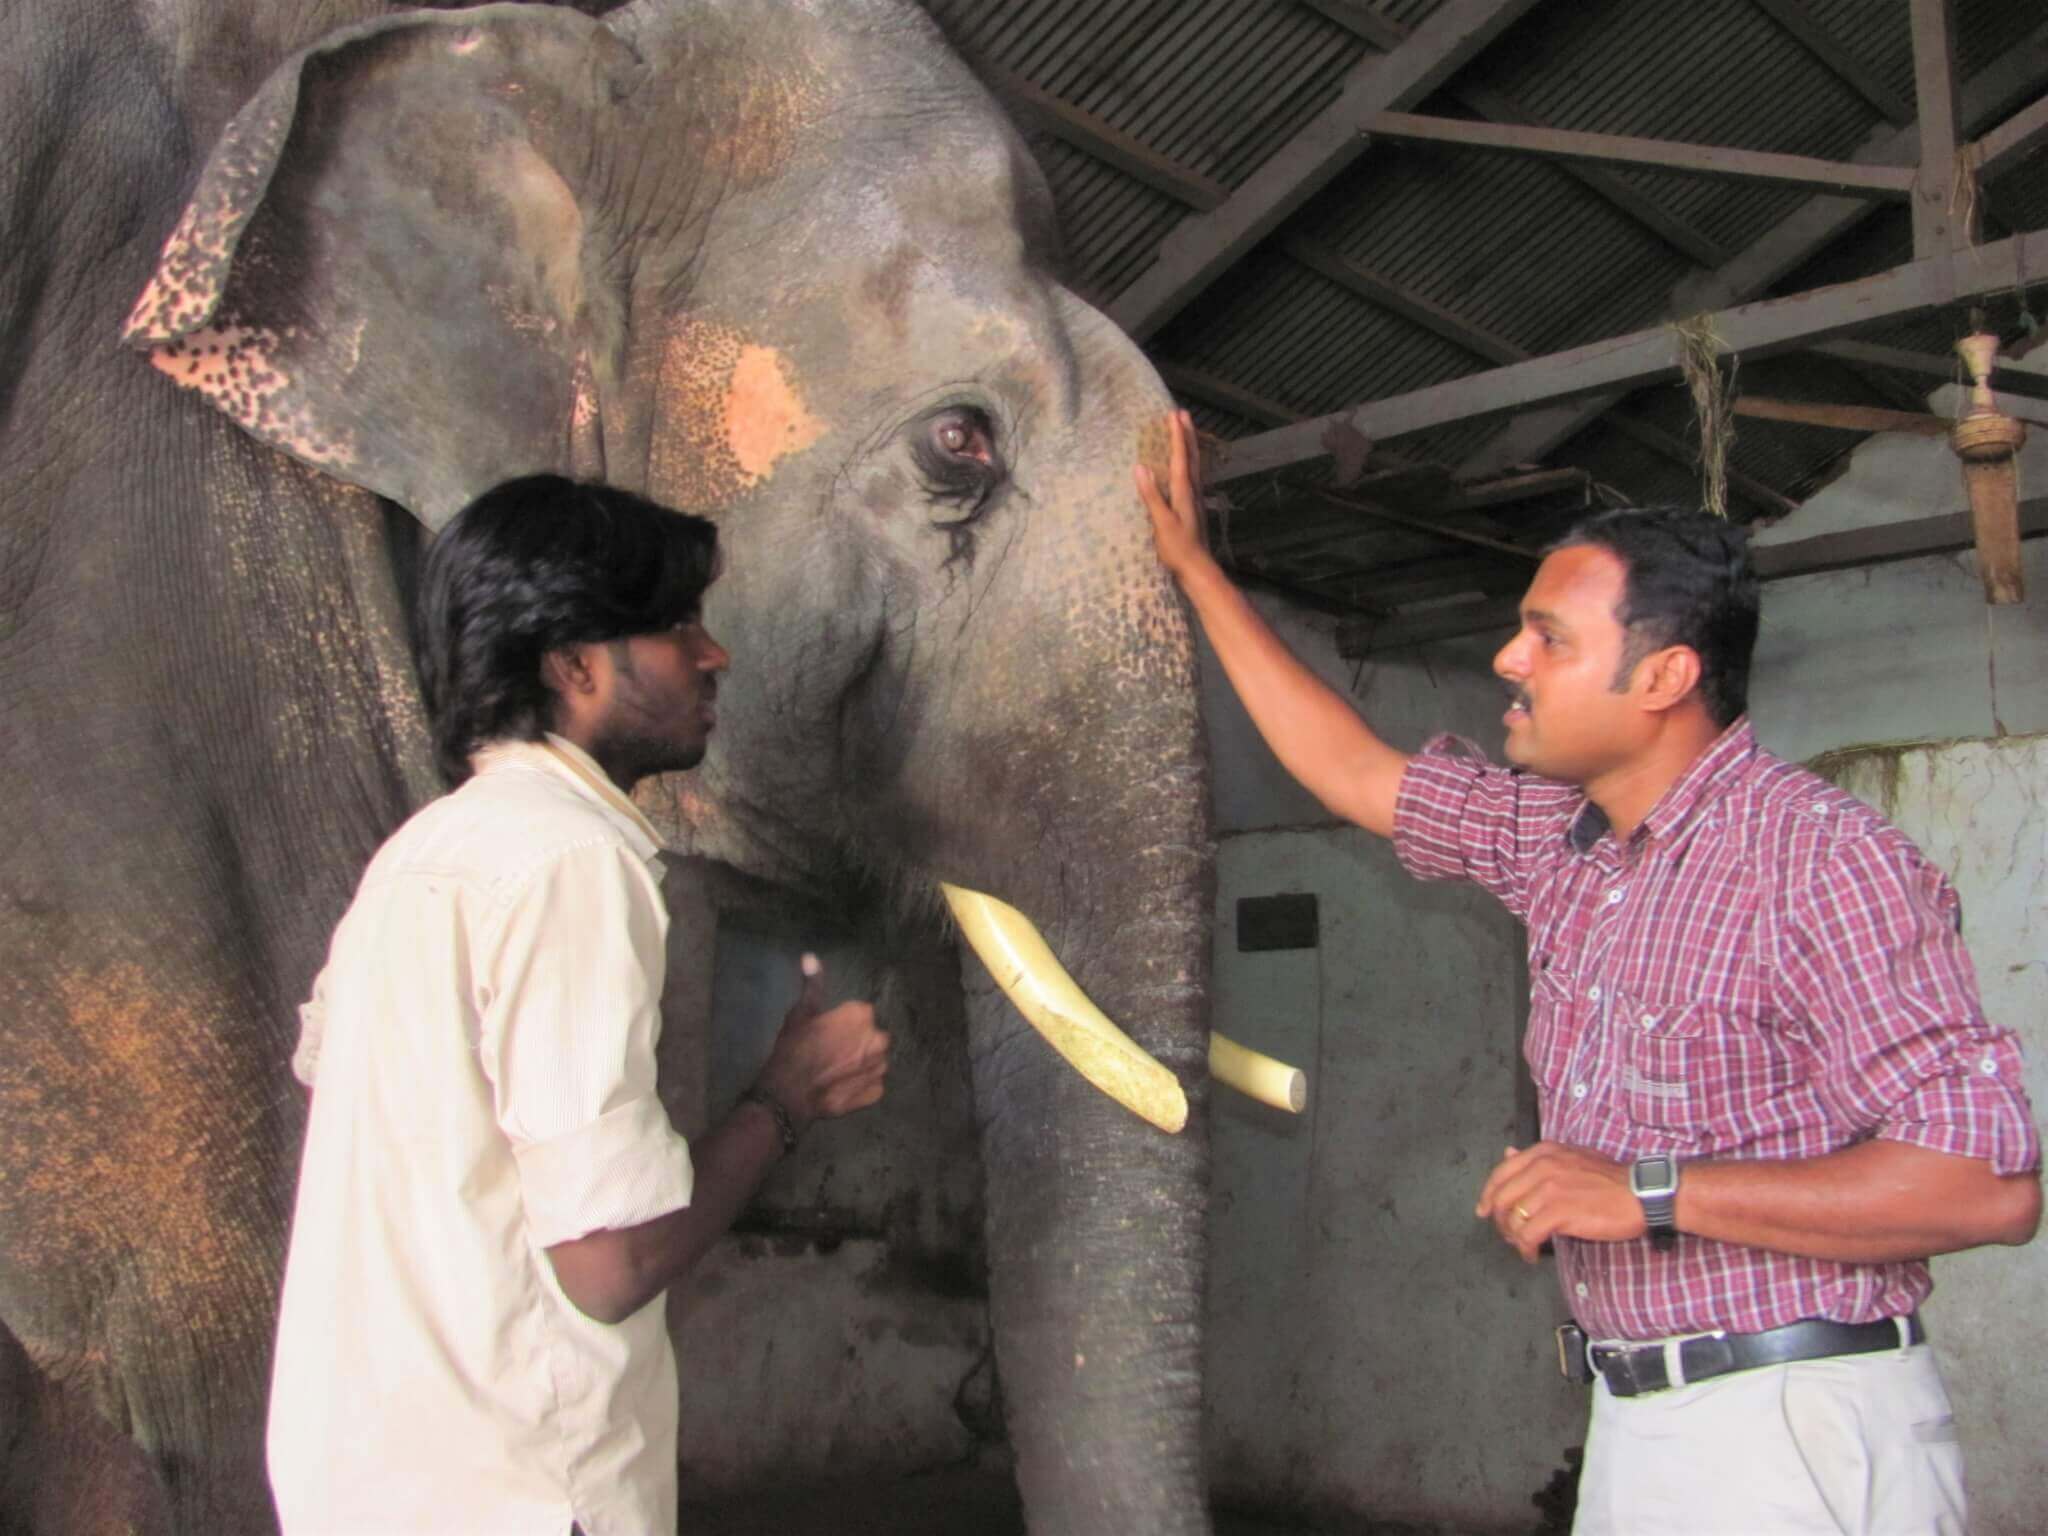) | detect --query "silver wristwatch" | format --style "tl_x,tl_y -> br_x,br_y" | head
1629,1153 -> 1680,1250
